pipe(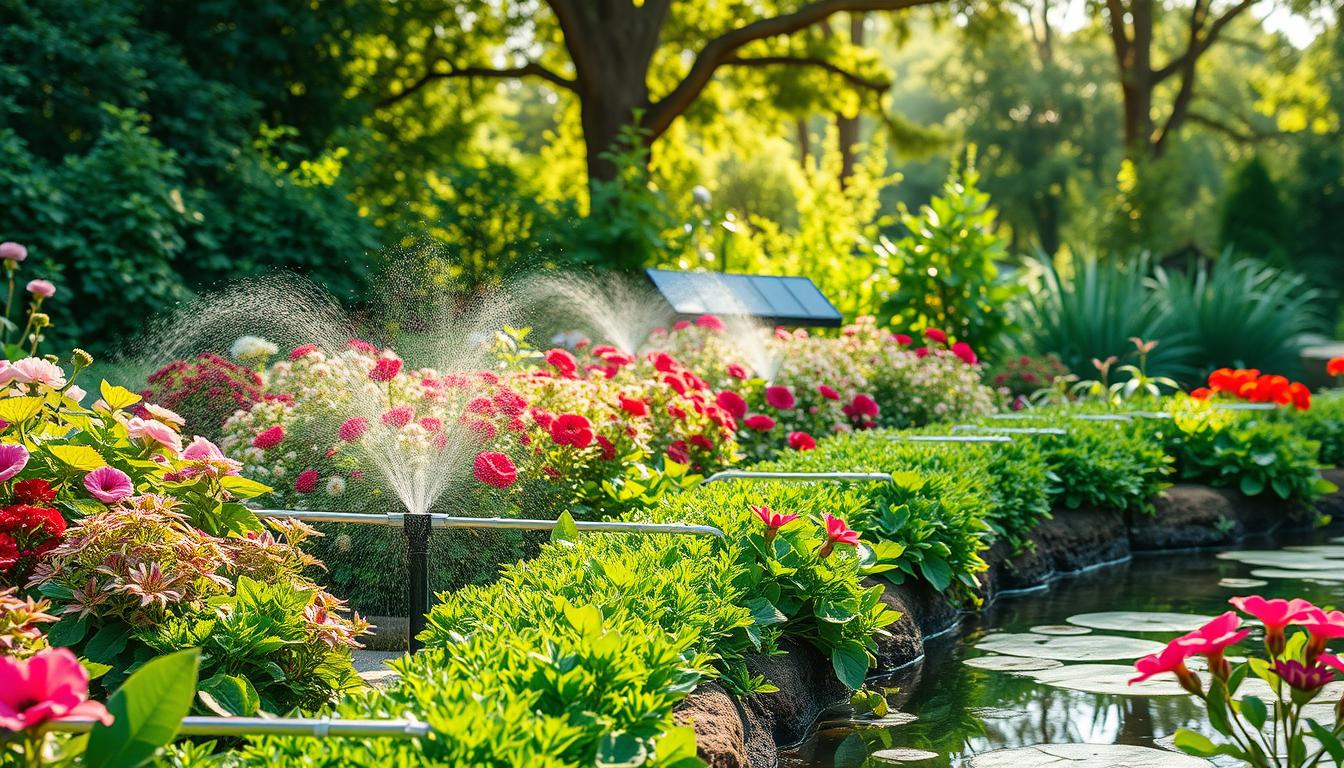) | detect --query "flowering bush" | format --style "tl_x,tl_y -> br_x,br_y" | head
0,588 -> 54,660
142,352 -> 278,428
1133,595 -> 1344,767
987,353 -> 1071,406
0,352 -> 365,710
0,241 -> 60,360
